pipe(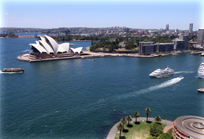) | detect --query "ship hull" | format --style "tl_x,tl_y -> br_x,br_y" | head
198,72 -> 204,79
